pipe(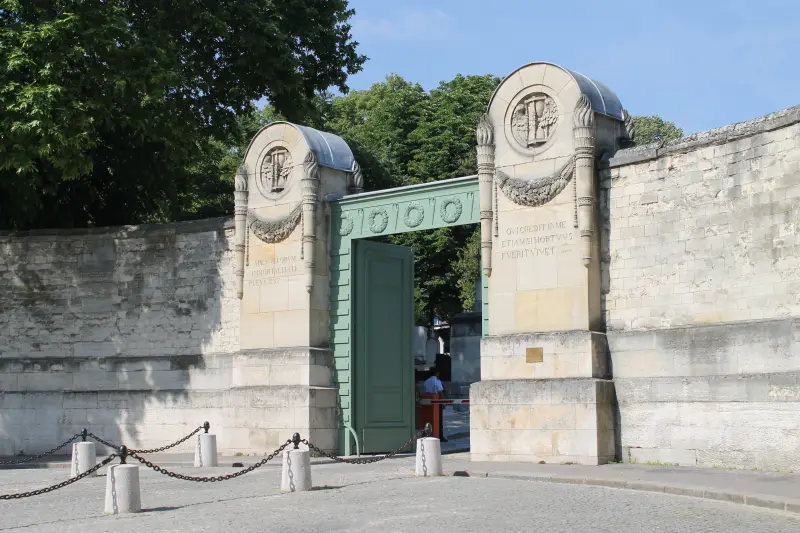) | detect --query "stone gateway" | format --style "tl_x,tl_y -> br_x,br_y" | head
2,62 -> 800,472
